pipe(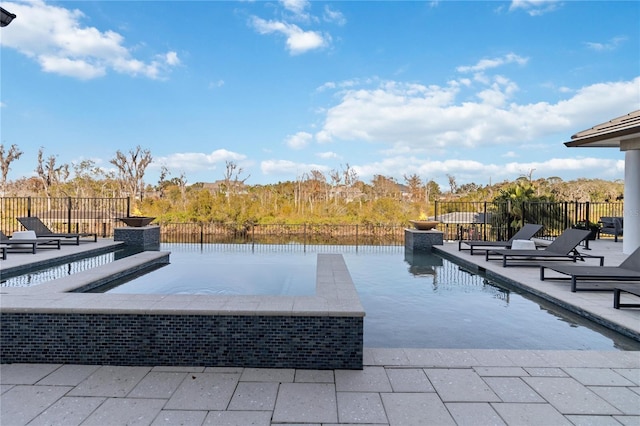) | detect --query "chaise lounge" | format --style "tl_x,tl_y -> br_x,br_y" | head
458,223 -> 543,255
485,228 -> 602,267
0,230 -> 61,254
539,246 -> 640,292
598,216 -> 623,242
17,216 -> 97,245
